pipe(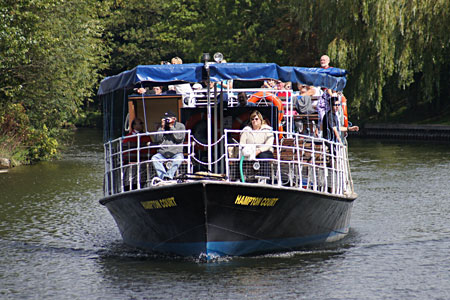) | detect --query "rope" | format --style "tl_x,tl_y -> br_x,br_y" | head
191,134 -> 225,147
190,153 -> 227,165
